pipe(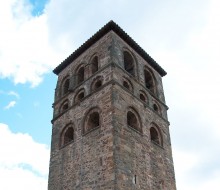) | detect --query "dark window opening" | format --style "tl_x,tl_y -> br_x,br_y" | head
63,78 -> 69,95
63,127 -> 74,145
124,51 -> 135,76
91,56 -> 98,74
62,102 -> 68,112
140,93 -> 146,102
144,70 -> 154,93
150,127 -> 160,145
123,81 -> 130,90
94,80 -> 102,90
78,67 -> 84,84
78,92 -> 84,101
127,111 -> 138,131
153,104 -> 159,112
87,112 -> 100,131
